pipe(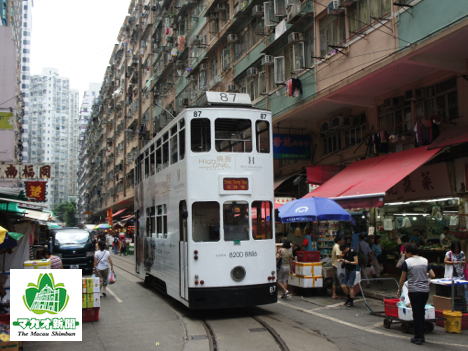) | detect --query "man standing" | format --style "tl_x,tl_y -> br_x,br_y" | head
410,229 -> 421,244
339,243 -> 358,307
398,243 -> 435,345
331,235 -> 344,299
356,234 -> 373,288
440,226 -> 451,248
